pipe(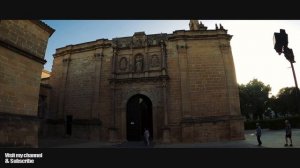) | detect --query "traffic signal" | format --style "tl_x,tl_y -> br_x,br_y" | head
273,29 -> 288,55
284,47 -> 295,63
